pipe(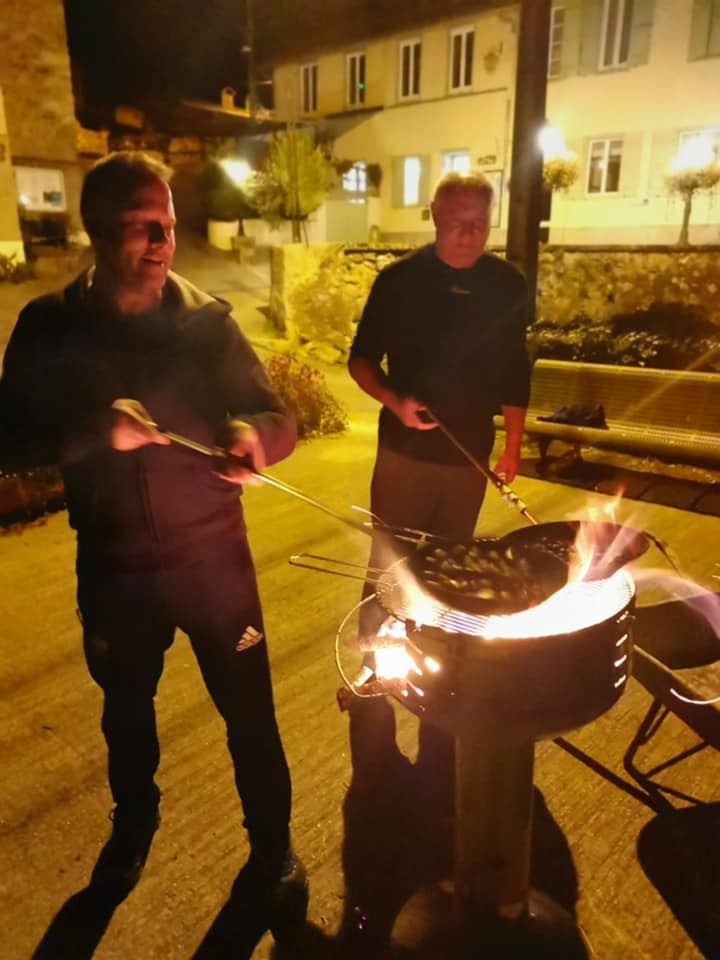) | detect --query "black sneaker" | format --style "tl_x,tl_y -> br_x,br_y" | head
269,850 -> 308,943
90,803 -> 161,902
